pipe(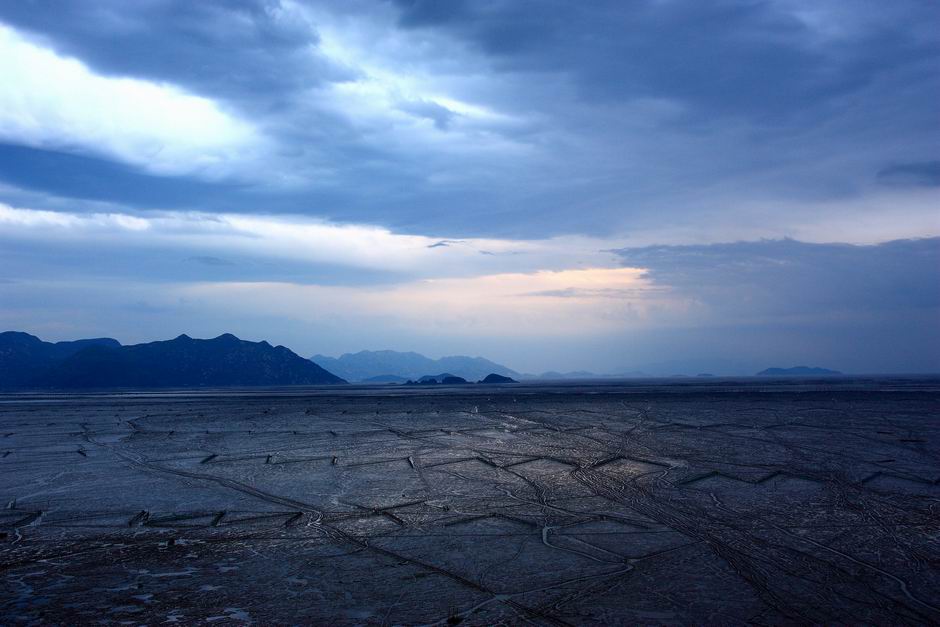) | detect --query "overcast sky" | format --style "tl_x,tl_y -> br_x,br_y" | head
0,0 -> 937,374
